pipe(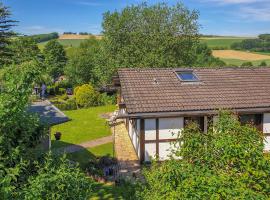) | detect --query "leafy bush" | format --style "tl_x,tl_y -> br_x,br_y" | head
58,88 -> 66,95
59,93 -> 68,101
75,84 -> 100,108
53,98 -> 77,111
99,93 -> 116,105
57,80 -> 73,89
137,111 -> 270,199
259,61 -> 267,66
20,154 -> 94,200
241,61 -> 253,67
